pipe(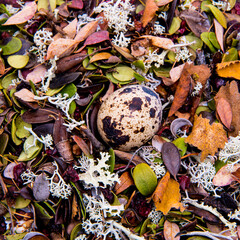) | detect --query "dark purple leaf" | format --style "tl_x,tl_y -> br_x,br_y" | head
21,108 -> 59,124
84,31 -> 109,46
161,142 -> 181,180
33,123 -> 54,137
75,94 -> 92,106
20,186 -> 33,200
33,173 -> 50,201
49,72 -> 81,89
